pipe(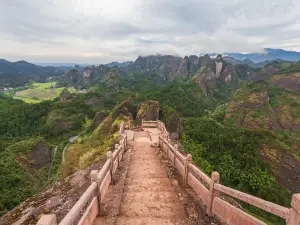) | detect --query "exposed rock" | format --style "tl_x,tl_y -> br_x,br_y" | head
135,100 -> 160,126
261,144 -> 300,192
63,69 -> 83,87
69,170 -> 87,188
215,54 -> 223,78
270,73 -> 300,92
250,62 -> 280,81
44,196 -> 63,210
112,99 -> 135,119
28,141 -> 51,169
91,111 -> 108,130
103,69 -> 121,87
161,106 -> 183,139
165,113 -> 183,139
176,56 -> 189,77
12,207 -> 36,225
188,55 -> 201,73
59,89 -> 72,102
